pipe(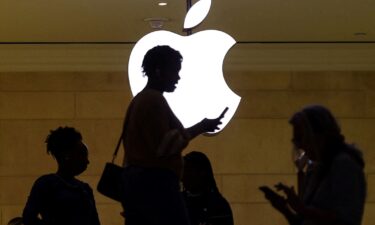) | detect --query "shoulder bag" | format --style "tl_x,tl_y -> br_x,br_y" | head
97,131 -> 124,202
